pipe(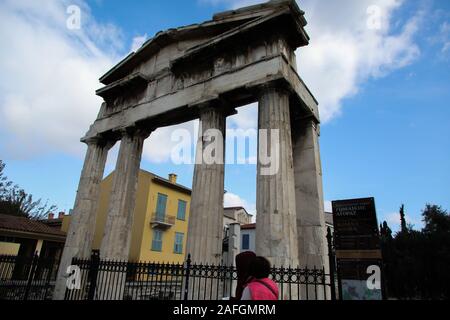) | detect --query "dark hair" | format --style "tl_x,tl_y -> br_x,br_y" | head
249,256 -> 271,279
